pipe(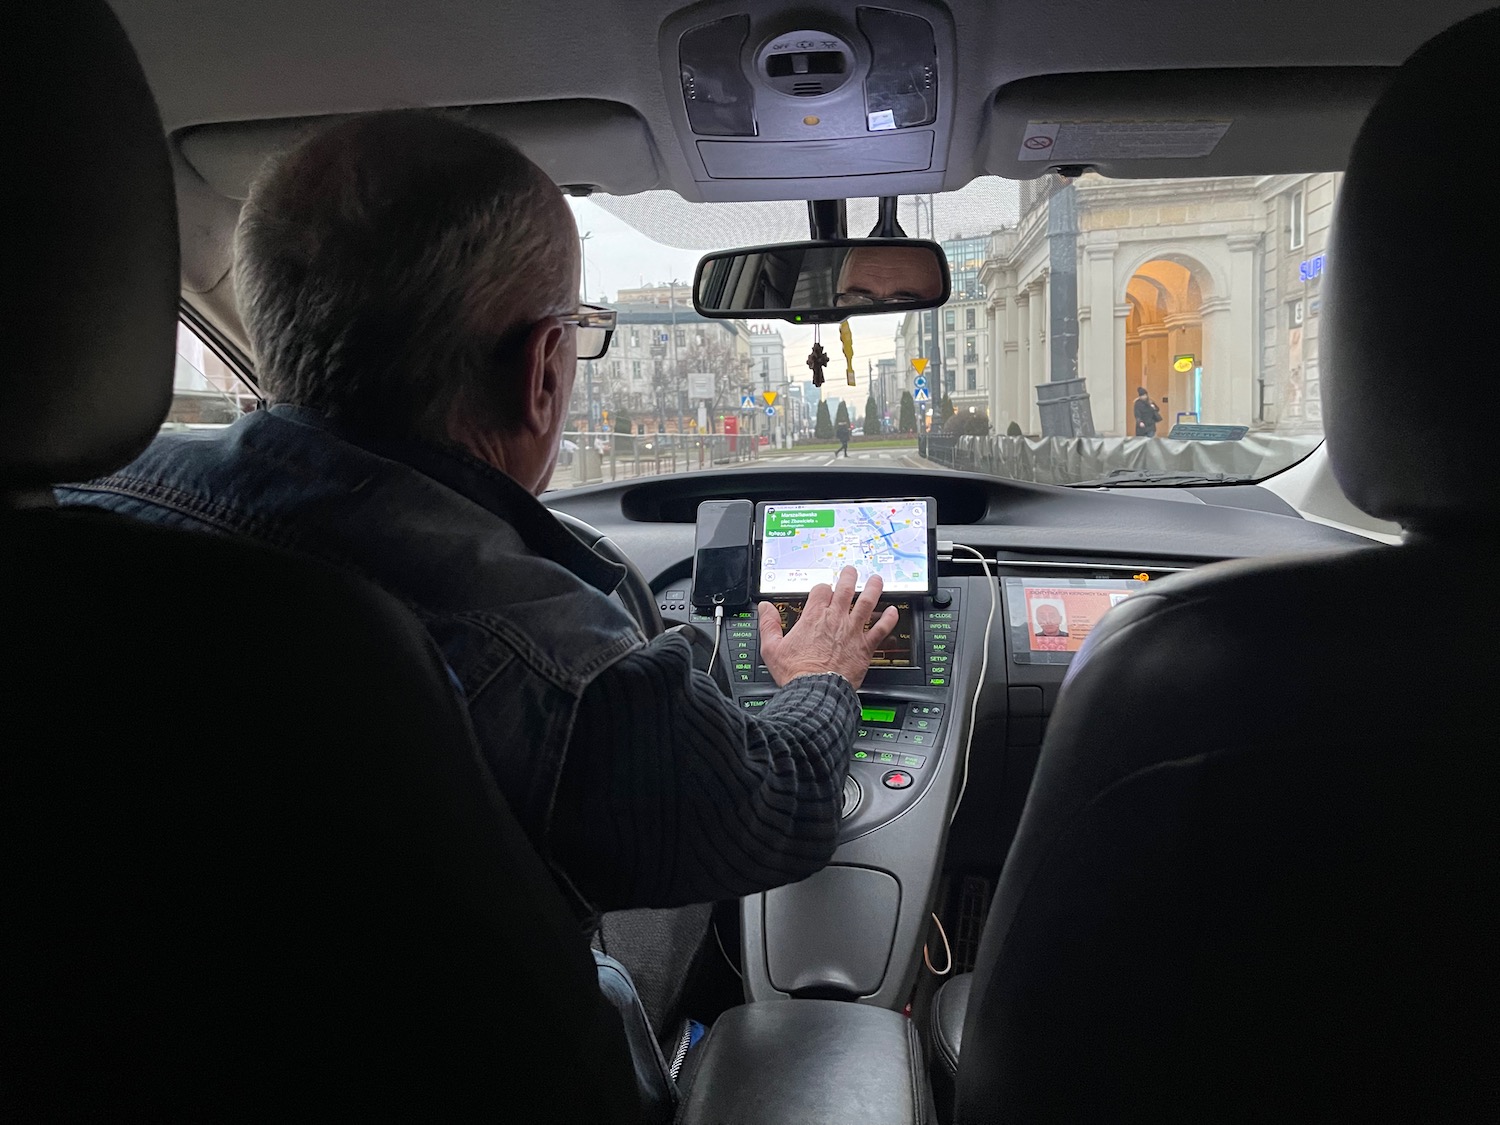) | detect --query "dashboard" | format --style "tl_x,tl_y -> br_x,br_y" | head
546,465 -> 1374,1006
